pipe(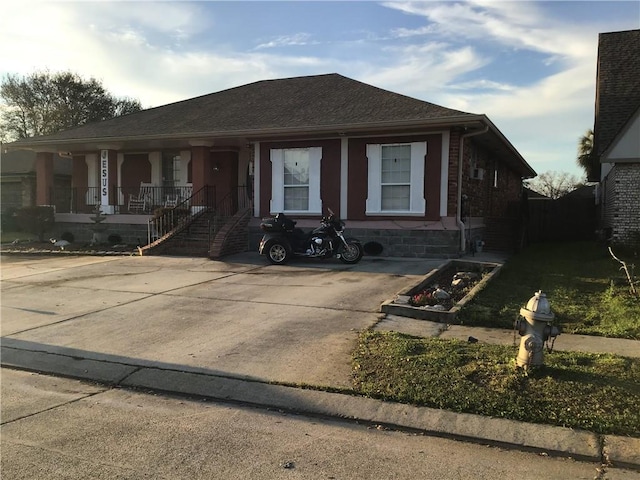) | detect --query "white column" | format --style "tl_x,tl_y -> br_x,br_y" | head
340,137 -> 348,219
440,131 -> 450,218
